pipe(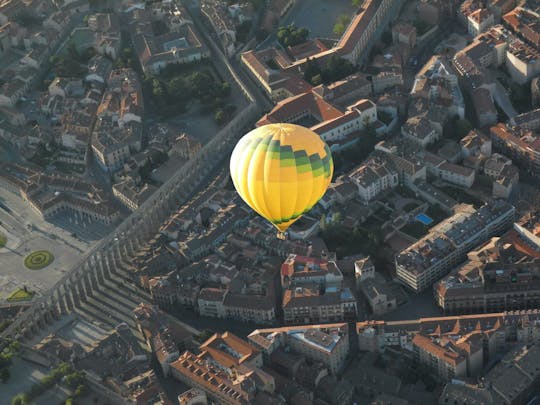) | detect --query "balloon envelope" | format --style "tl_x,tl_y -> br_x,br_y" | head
230,123 -> 333,234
